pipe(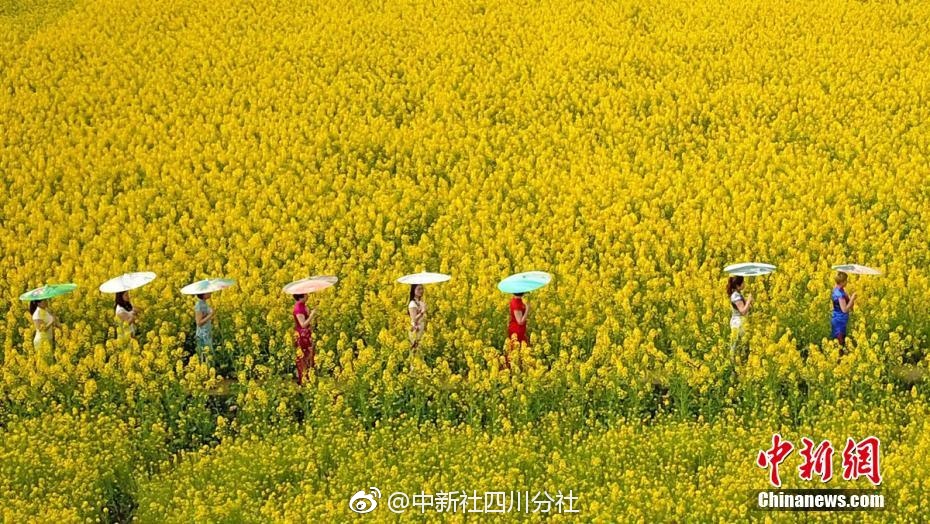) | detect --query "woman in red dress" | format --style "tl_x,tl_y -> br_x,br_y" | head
292,293 -> 316,384
506,293 -> 529,368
